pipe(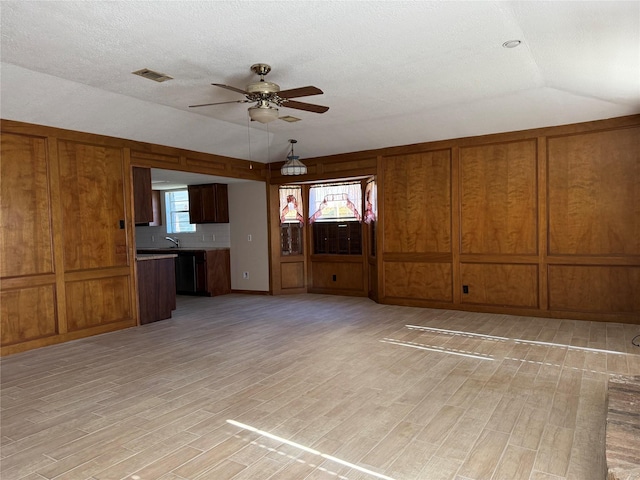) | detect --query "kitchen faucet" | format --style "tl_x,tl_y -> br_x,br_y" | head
165,236 -> 180,248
